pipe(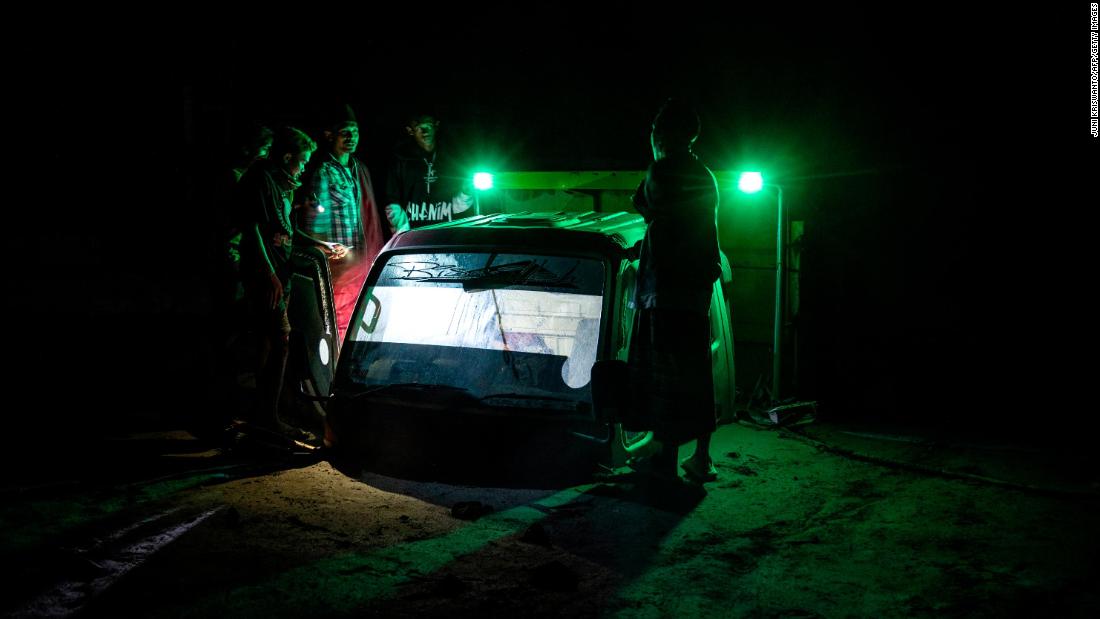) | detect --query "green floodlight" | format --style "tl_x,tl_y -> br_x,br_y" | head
738,171 -> 764,194
732,169 -> 787,404
473,172 -> 494,191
